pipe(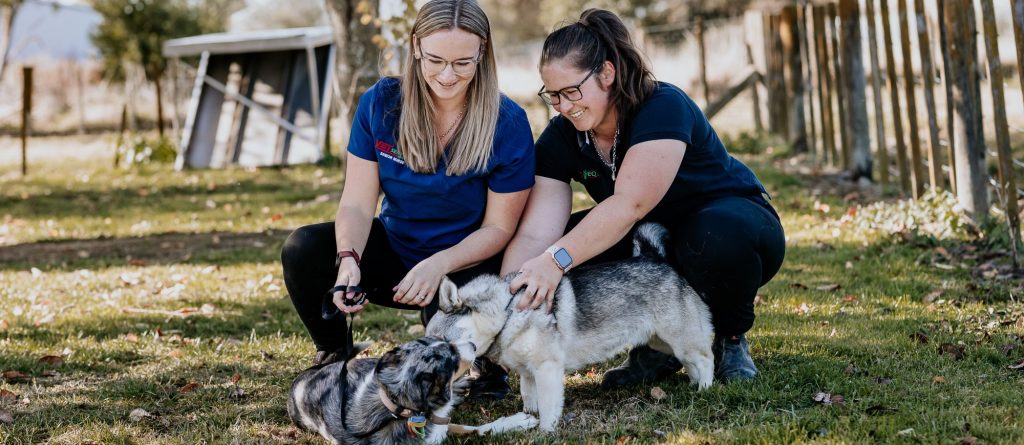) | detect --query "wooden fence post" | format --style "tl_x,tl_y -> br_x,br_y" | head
696,16 -> 709,107
980,0 -> 1021,262
827,4 -> 851,169
945,0 -> 989,217
838,0 -> 872,180
781,5 -> 807,153
897,0 -> 925,197
1013,0 -> 1024,109
798,2 -> 818,162
938,0 -> 958,193
813,6 -> 837,166
865,0 -> 889,186
880,0 -> 911,194
914,0 -> 945,191
21,66 -> 32,177
746,43 -> 764,133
